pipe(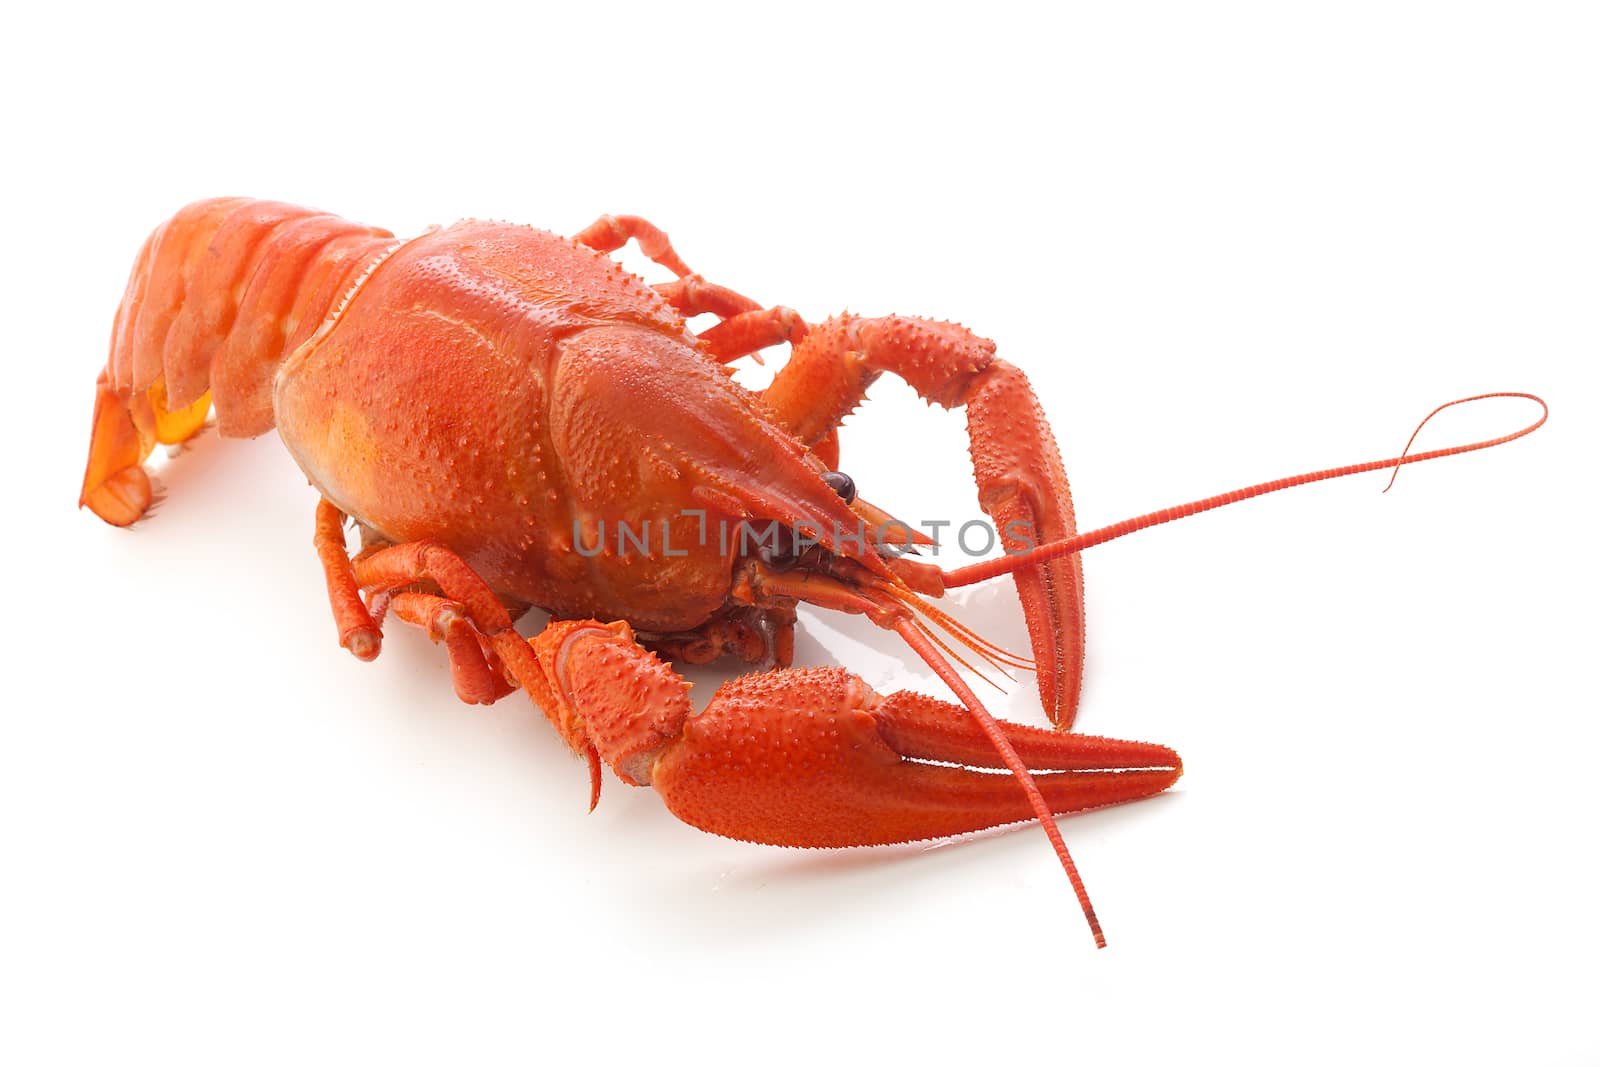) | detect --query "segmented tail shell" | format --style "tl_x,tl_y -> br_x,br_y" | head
106,198 -> 399,438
